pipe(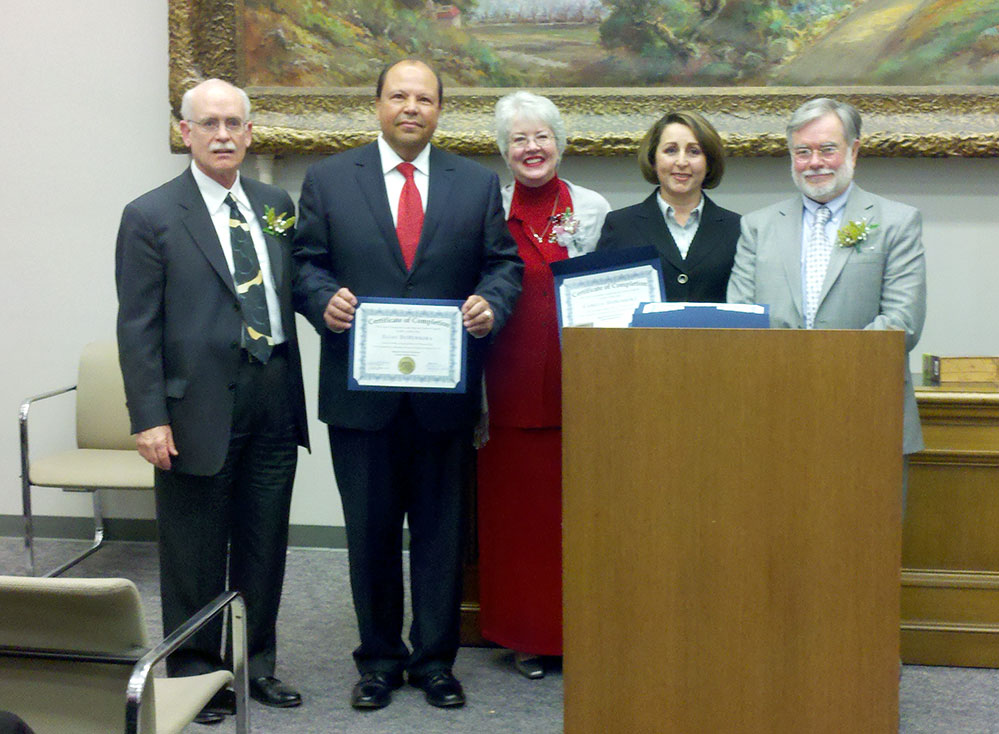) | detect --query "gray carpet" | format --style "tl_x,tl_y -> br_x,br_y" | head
3,538 -> 998,733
